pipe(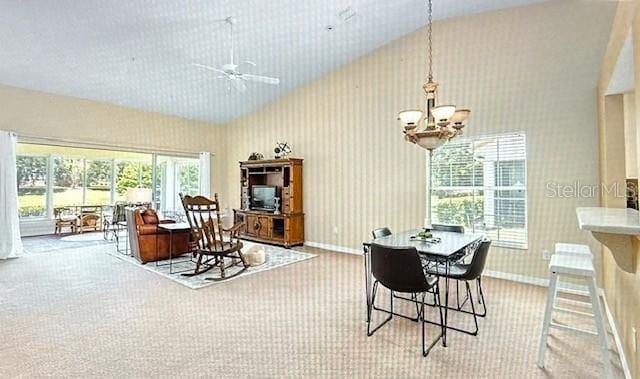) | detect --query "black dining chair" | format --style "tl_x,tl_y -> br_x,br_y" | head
431,223 -> 470,308
367,243 -> 444,356
431,223 -> 464,233
394,223 -> 466,306
371,227 -> 392,239
426,239 -> 491,335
